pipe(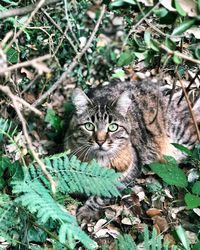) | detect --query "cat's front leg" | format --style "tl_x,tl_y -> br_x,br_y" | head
76,196 -> 111,222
